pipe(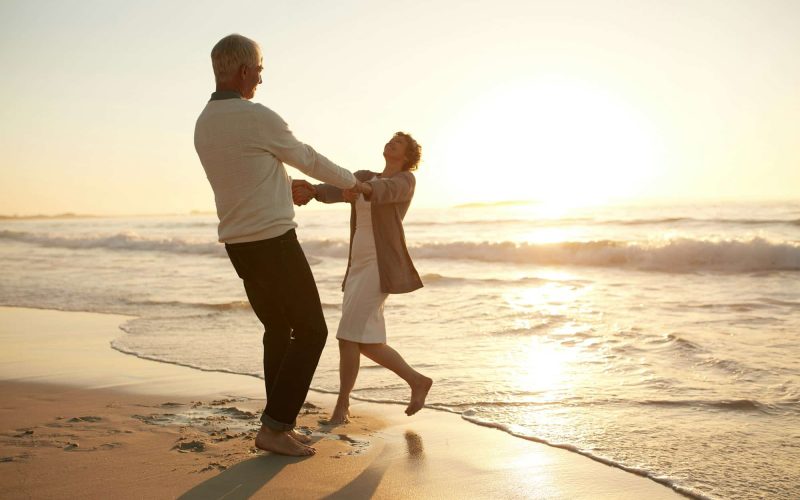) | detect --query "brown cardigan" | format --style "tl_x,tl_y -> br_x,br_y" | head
314,170 -> 423,294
